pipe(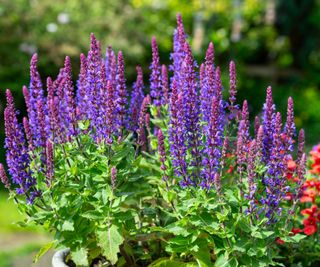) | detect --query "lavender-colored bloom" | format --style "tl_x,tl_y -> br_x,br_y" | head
23,117 -> 33,151
262,86 -> 276,162
0,163 -> 10,189
200,43 -> 215,123
181,42 -> 202,175
129,66 -> 144,131
161,64 -> 169,105
247,139 -> 257,214
47,77 -> 61,142
111,166 -> 117,190
168,80 -> 189,185
105,47 -> 117,88
137,95 -> 150,147
36,99 -> 47,147
22,86 -> 31,116
170,13 -> 186,93
297,129 -> 305,164
46,140 -> 54,183
201,96 -> 223,189
264,112 -> 286,221
256,125 -> 264,160
150,37 -> 162,106
29,54 -> 46,147
297,153 -> 306,182
284,97 -> 295,152
76,53 -> 87,119
105,80 -> 116,145
254,116 -> 260,136
4,90 -> 32,193
115,51 -> 127,134
229,60 -> 237,107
